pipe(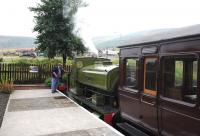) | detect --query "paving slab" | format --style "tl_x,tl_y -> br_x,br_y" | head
8,97 -> 76,112
0,89 -> 123,136
10,89 -> 61,99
